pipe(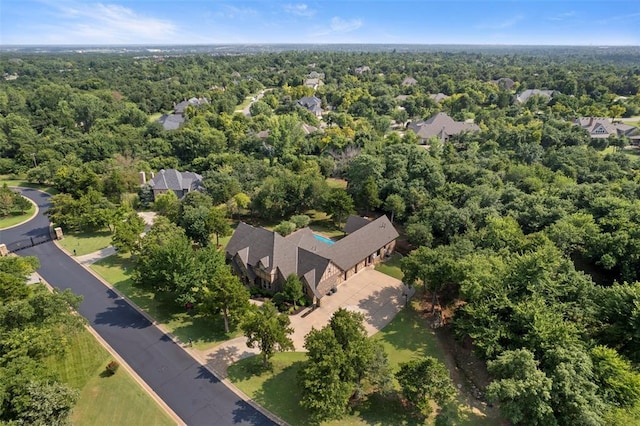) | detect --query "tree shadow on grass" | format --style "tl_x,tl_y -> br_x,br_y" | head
251,360 -> 308,425
356,393 -> 423,426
